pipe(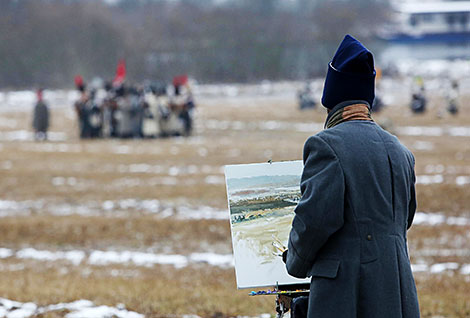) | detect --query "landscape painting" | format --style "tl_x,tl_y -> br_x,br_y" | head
225,161 -> 311,289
